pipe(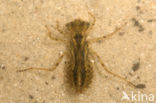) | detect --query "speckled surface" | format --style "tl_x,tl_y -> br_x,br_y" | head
0,0 -> 156,103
